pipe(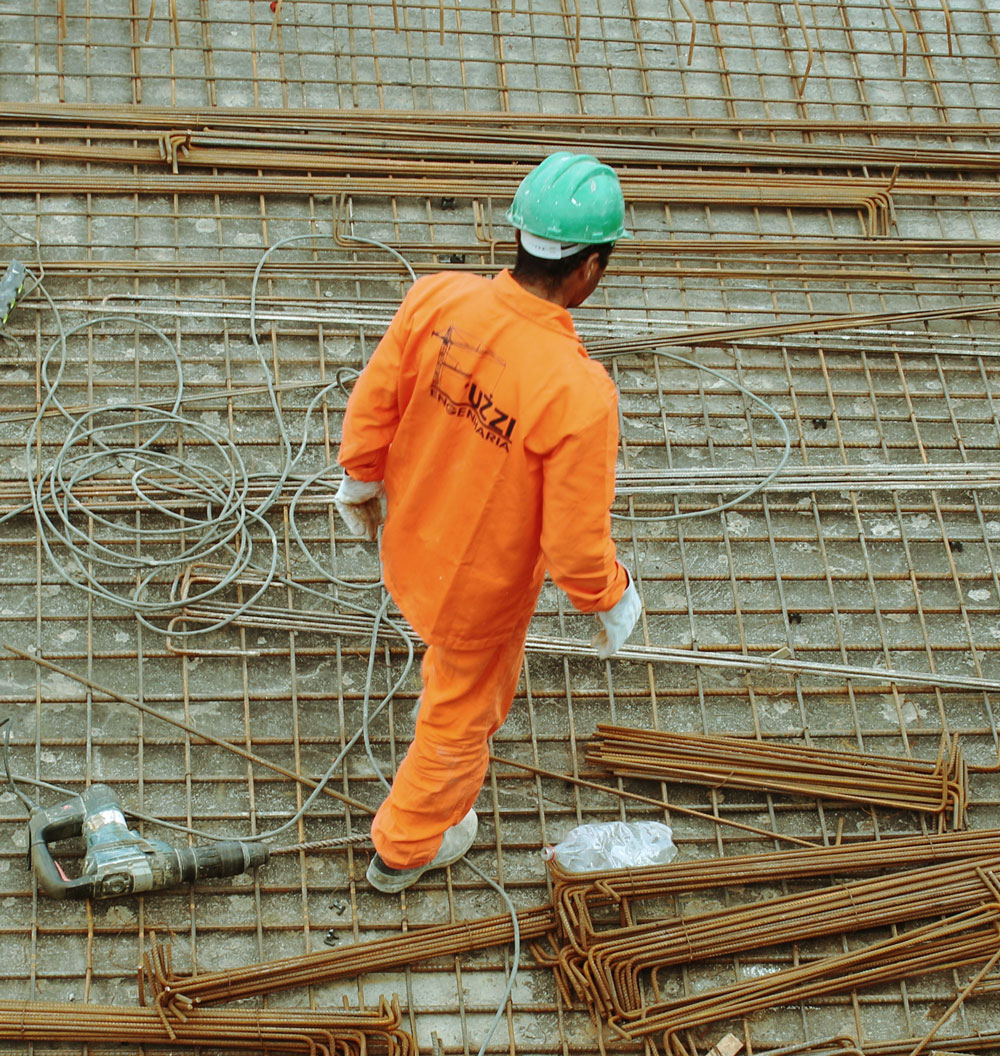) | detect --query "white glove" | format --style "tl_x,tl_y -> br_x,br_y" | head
591,574 -> 642,659
334,475 -> 385,541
